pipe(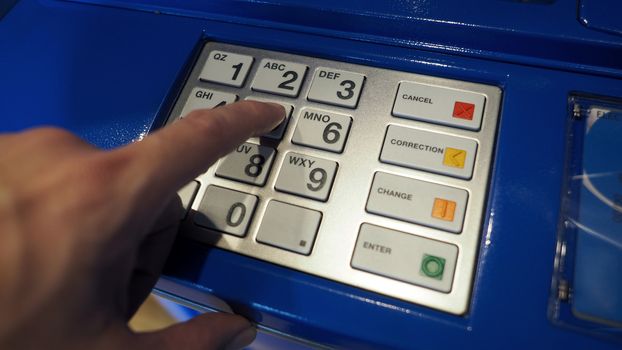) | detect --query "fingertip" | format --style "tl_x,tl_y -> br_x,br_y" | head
244,101 -> 286,134
225,325 -> 257,350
